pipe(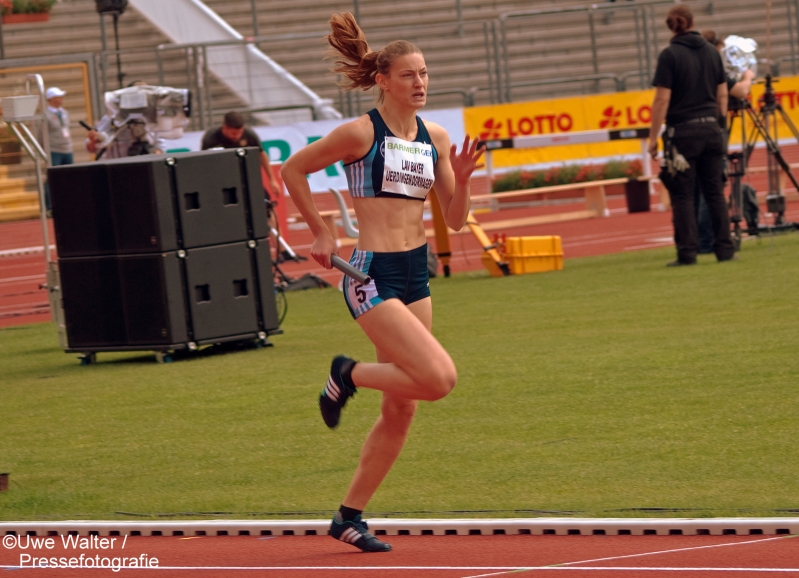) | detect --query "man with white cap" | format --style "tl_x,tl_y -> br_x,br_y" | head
44,87 -> 74,212
45,87 -> 73,166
